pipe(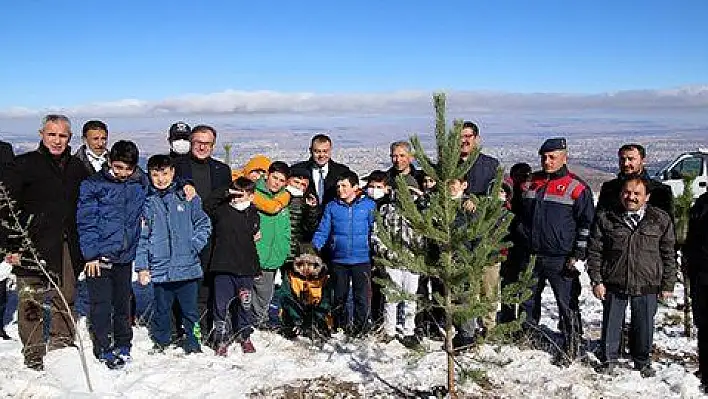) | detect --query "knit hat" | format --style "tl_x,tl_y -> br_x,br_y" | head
242,155 -> 271,175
